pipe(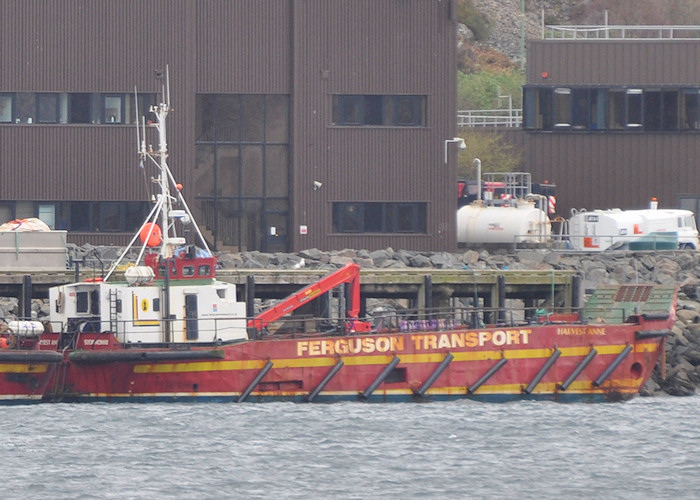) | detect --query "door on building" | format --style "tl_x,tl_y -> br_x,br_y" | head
263,211 -> 289,253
